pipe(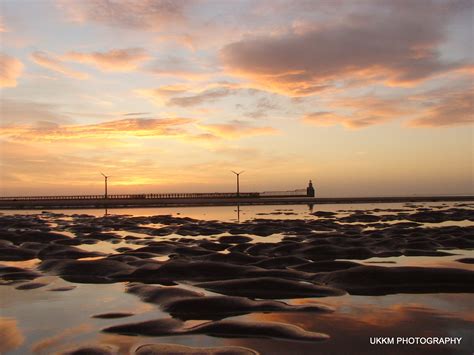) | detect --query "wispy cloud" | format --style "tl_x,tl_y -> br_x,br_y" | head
30,51 -> 88,79
408,90 -> 474,127
137,82 -> 251,107
145,55 -> 214,79
0,53 -> 23,87
0,117 -> 194,140
136,84 -> 193,105
122,112 -> 151,117
0,99 -> 72,126
64,48 -> 150,71
58,0 -> 188,30
303,84 -> 474,129
168,88 -> 233,107
302,95 -> 414,129
199,120 -> 279,139
240,97 -> 281,119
